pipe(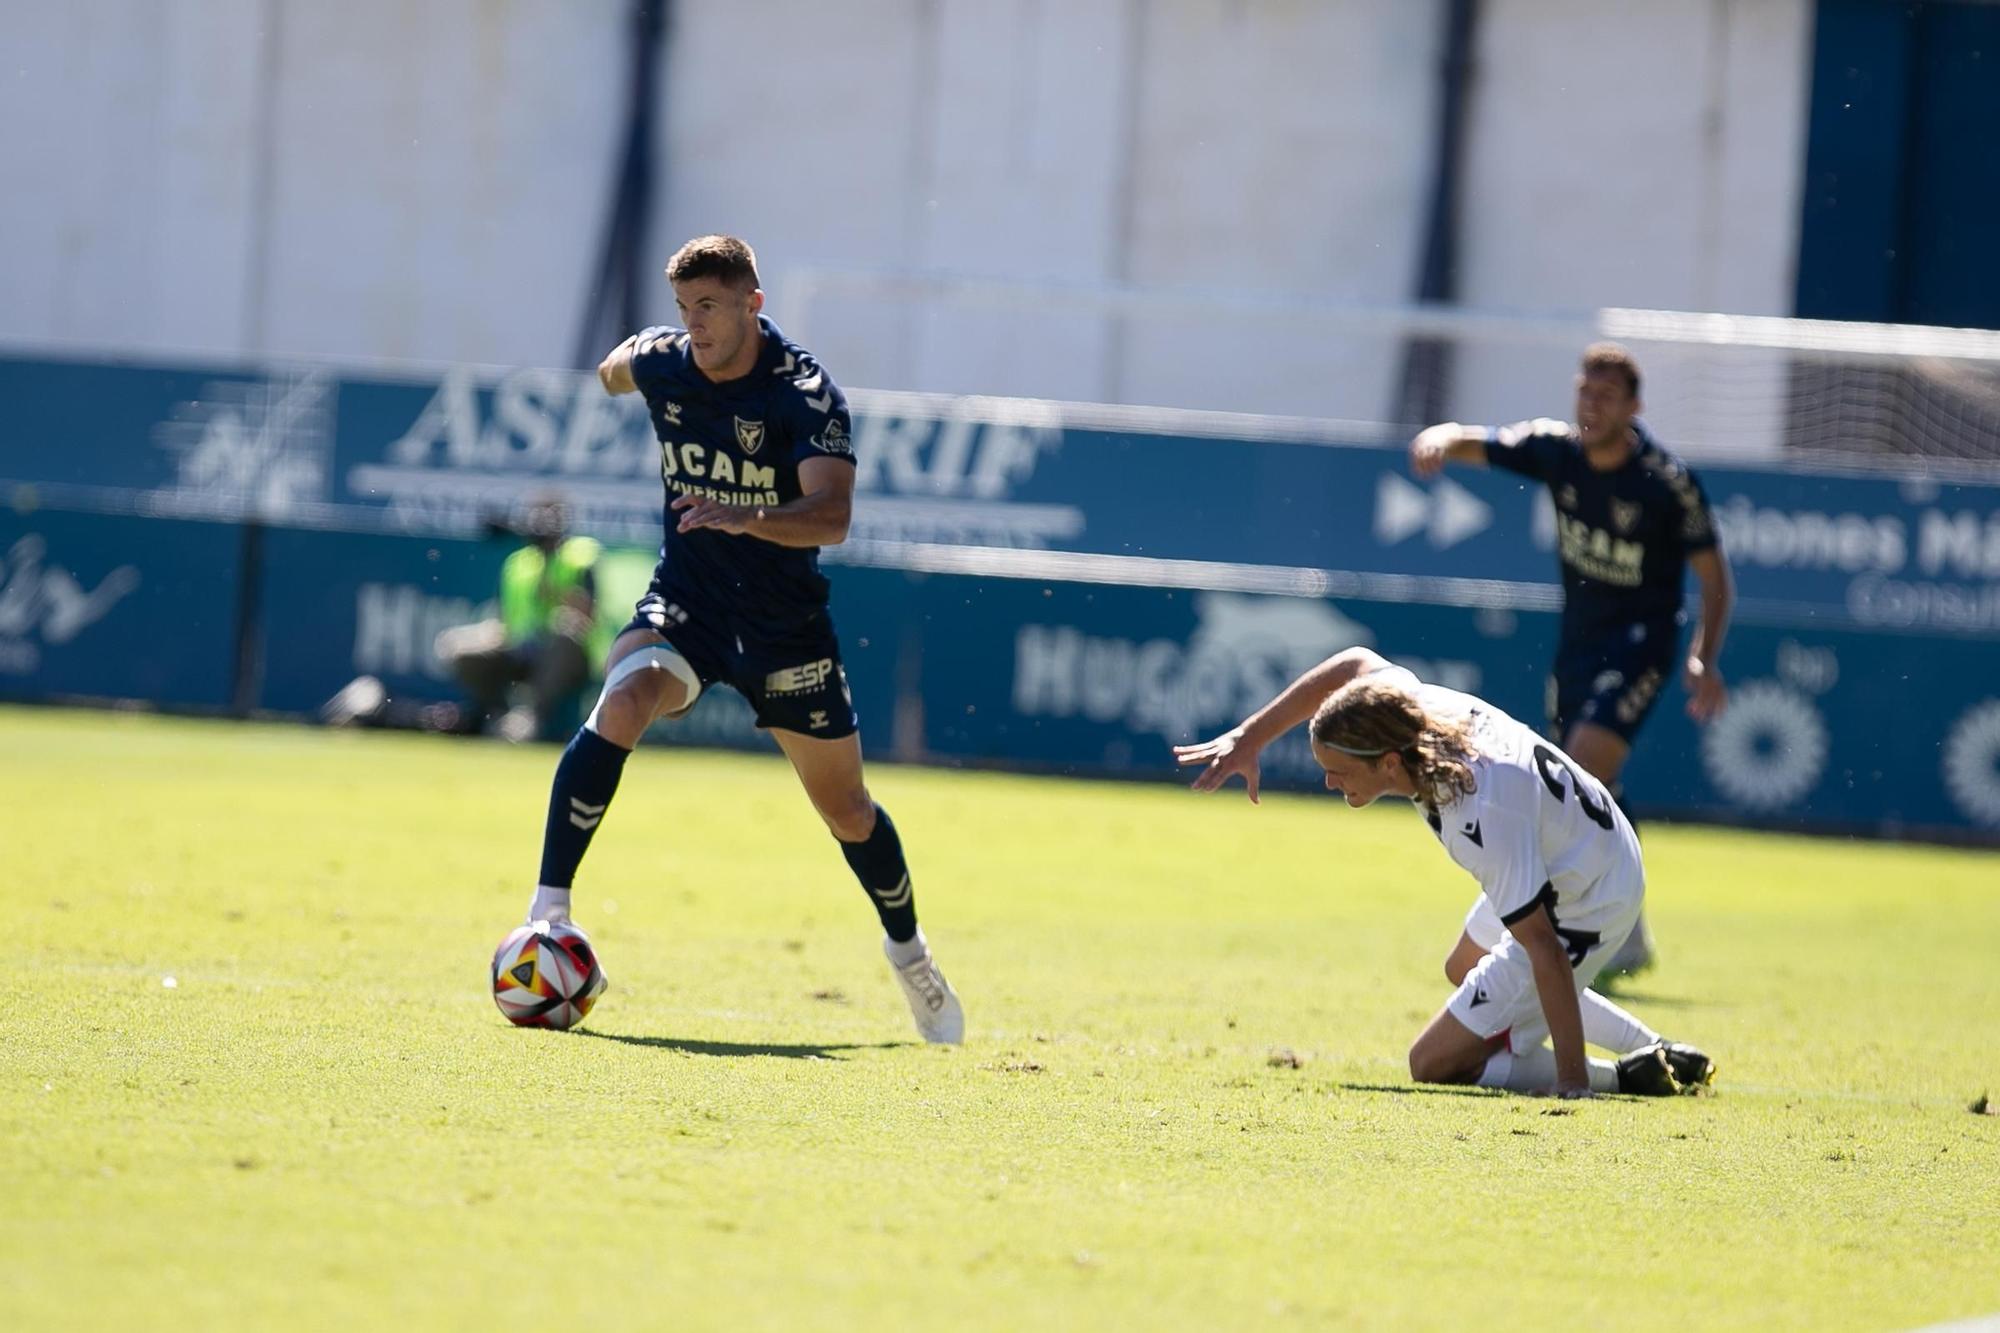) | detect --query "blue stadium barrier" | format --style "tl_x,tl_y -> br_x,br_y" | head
2,349 -> 1996,838
0,509 -> 241,710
